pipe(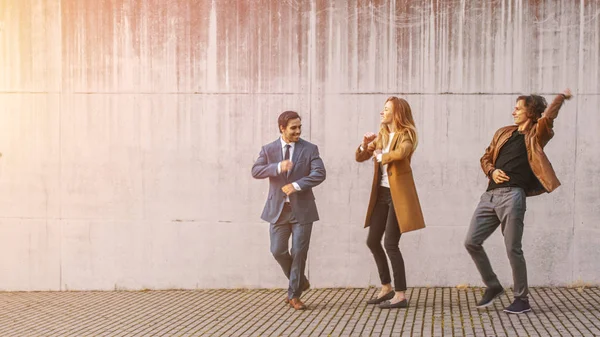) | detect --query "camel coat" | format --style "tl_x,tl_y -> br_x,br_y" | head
355,131 -> 426,233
